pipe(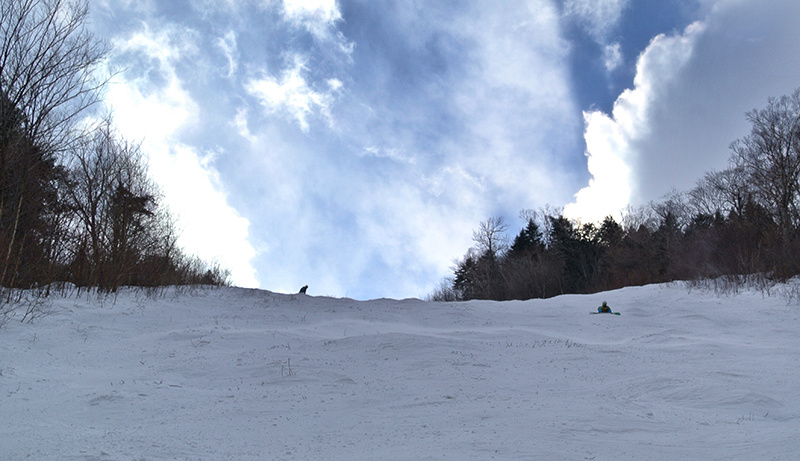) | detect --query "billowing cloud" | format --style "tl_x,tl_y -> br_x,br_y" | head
445,1 -> 579,204
246,55 -> 340,131
232,0 -> 583,298
86,0 -> 584,298
630,0 -> 800,200
564,22 -> 705,222
85,0 -> 800,300
567,0 -> 800,222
